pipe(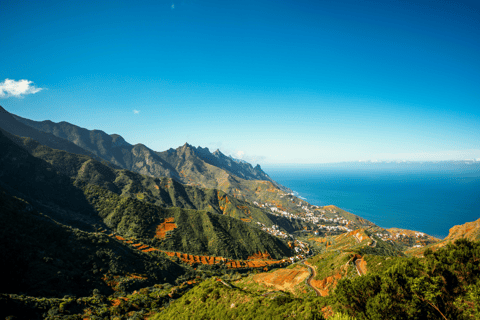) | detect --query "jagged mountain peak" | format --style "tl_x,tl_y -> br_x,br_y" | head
110,134 -> 130,147
213,149 -> 224,156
